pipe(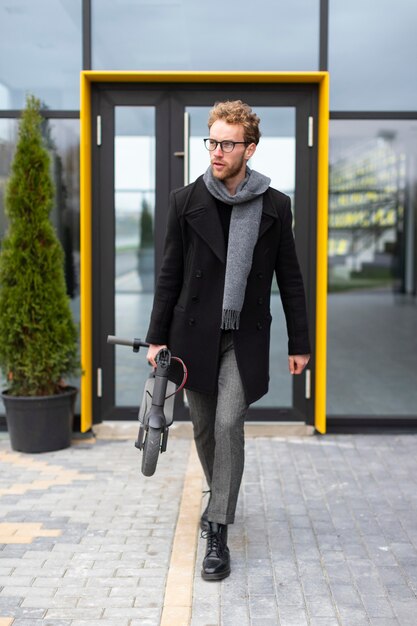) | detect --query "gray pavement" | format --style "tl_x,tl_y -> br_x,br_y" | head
1,430 -> 417,625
